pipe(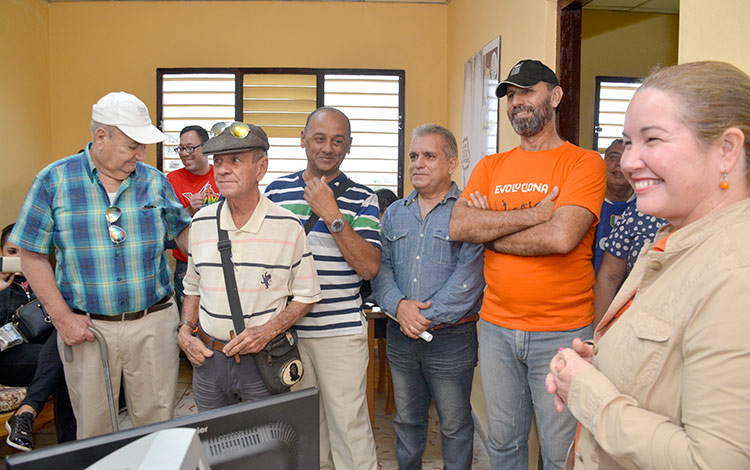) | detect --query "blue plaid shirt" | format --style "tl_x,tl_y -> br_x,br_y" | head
372,183 -> 485,325
10,144 -> 191,315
